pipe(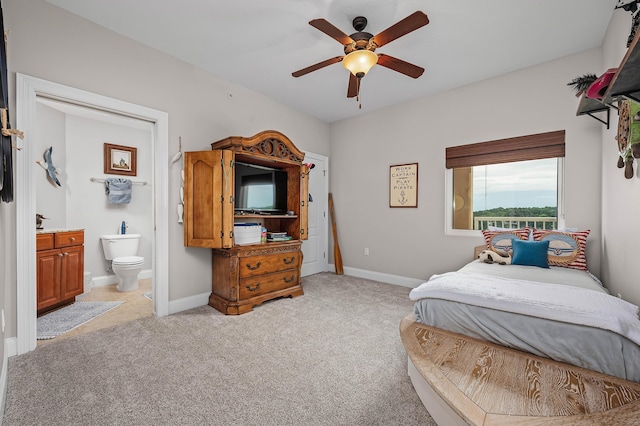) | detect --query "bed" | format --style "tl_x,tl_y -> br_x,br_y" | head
401,231 -> 640,425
